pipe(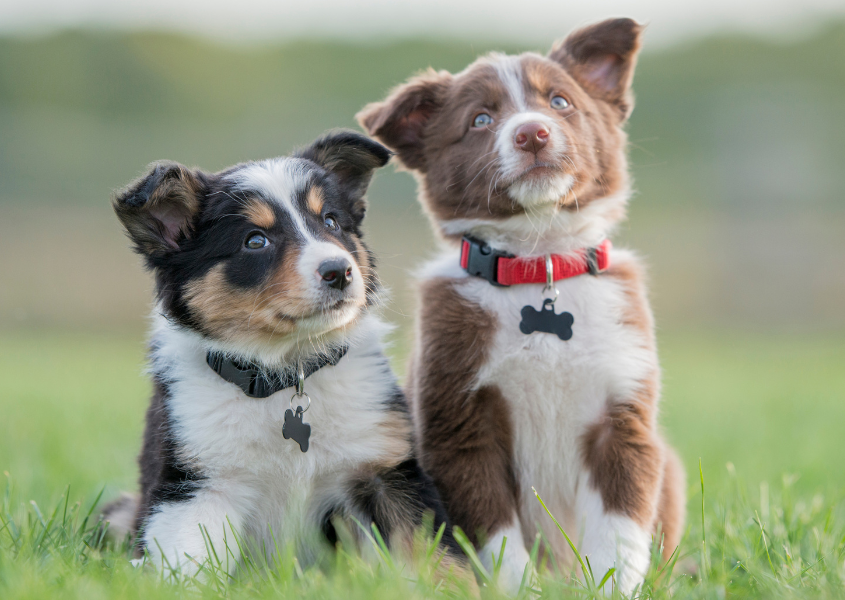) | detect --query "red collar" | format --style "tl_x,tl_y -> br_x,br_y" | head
460,236 -> 611,287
